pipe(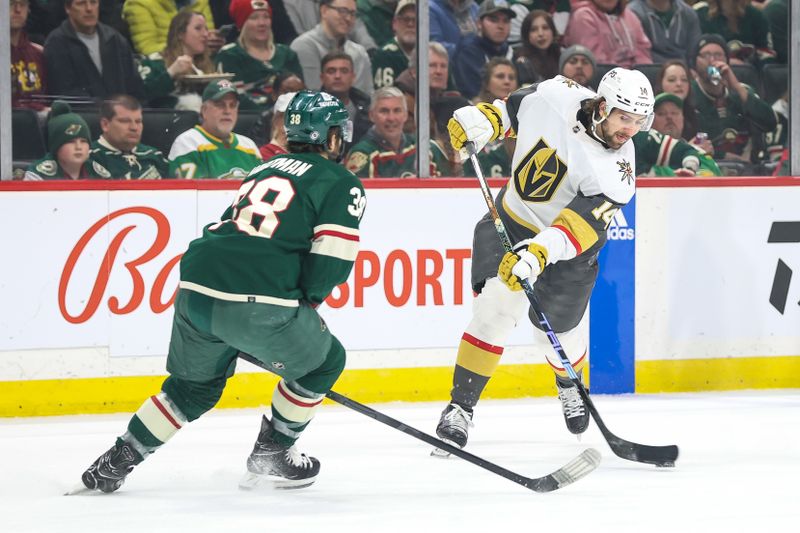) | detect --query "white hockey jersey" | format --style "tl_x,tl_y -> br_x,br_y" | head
495,76 -> 637,263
